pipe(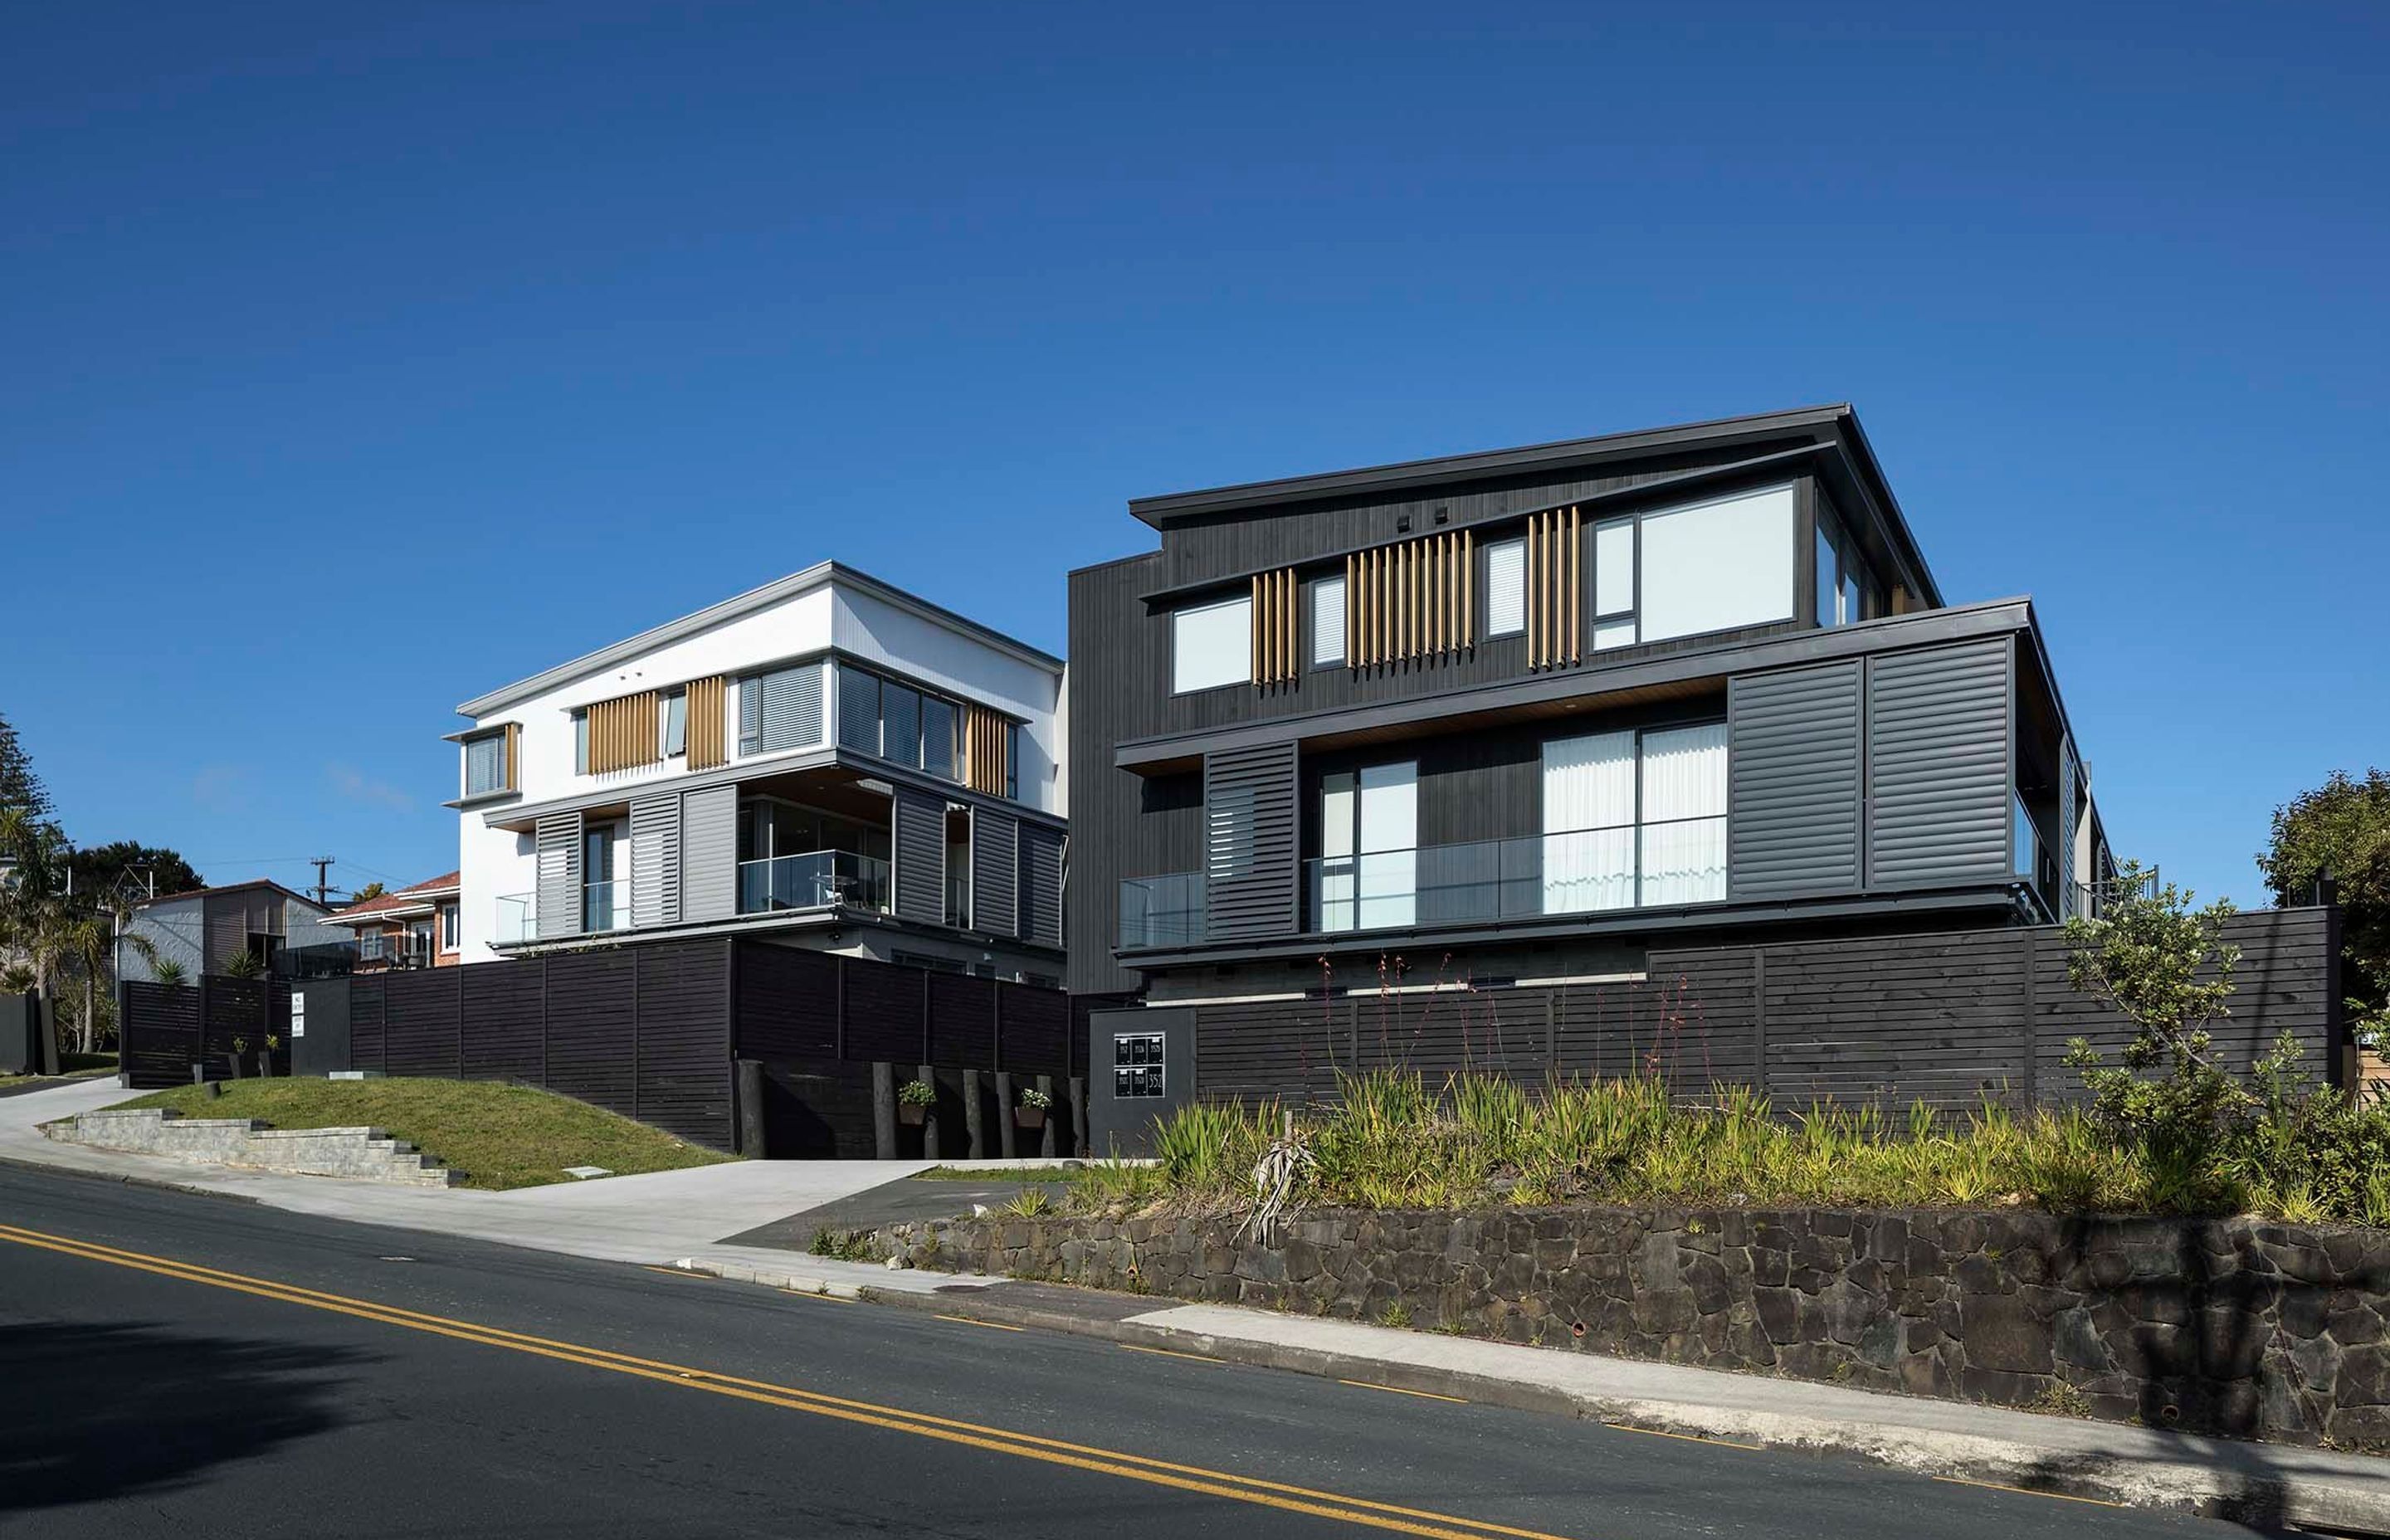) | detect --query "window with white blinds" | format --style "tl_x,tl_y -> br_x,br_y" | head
1173,594 -> 1251,694
1543,724 -> 1727,912
1485,539 -> 1526,636
464,733 -> 507,797
1310,574 -> 1346,667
